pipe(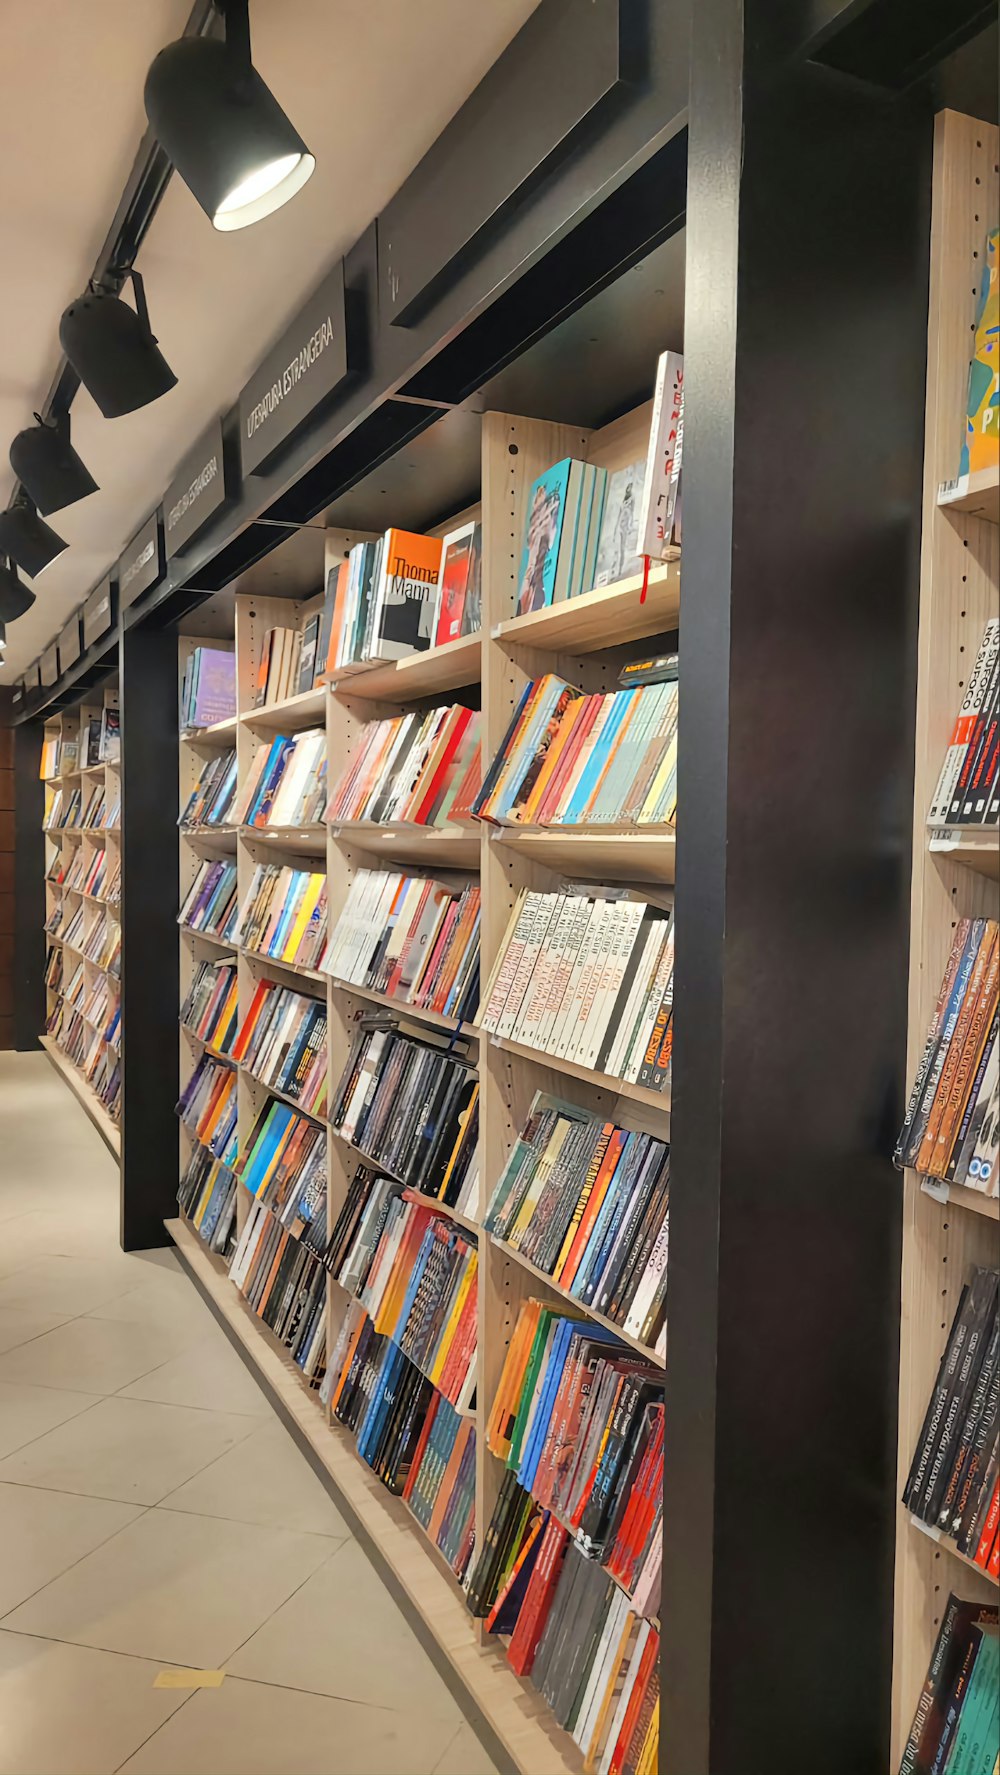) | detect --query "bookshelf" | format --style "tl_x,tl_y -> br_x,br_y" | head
892,111 -> 1000,1765
40,687 -> 122,1157
168,392 -> 677,1775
